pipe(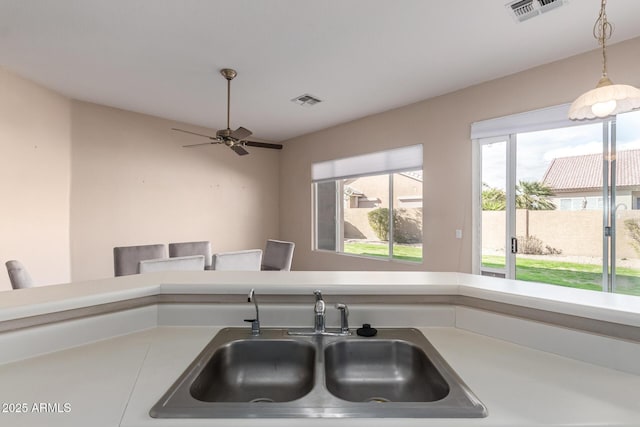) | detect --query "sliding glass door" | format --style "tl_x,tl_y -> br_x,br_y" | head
612,110 -> 640,296
477,109 -> 640,296
513,121 -> 605,291
480,137 -> 510,278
